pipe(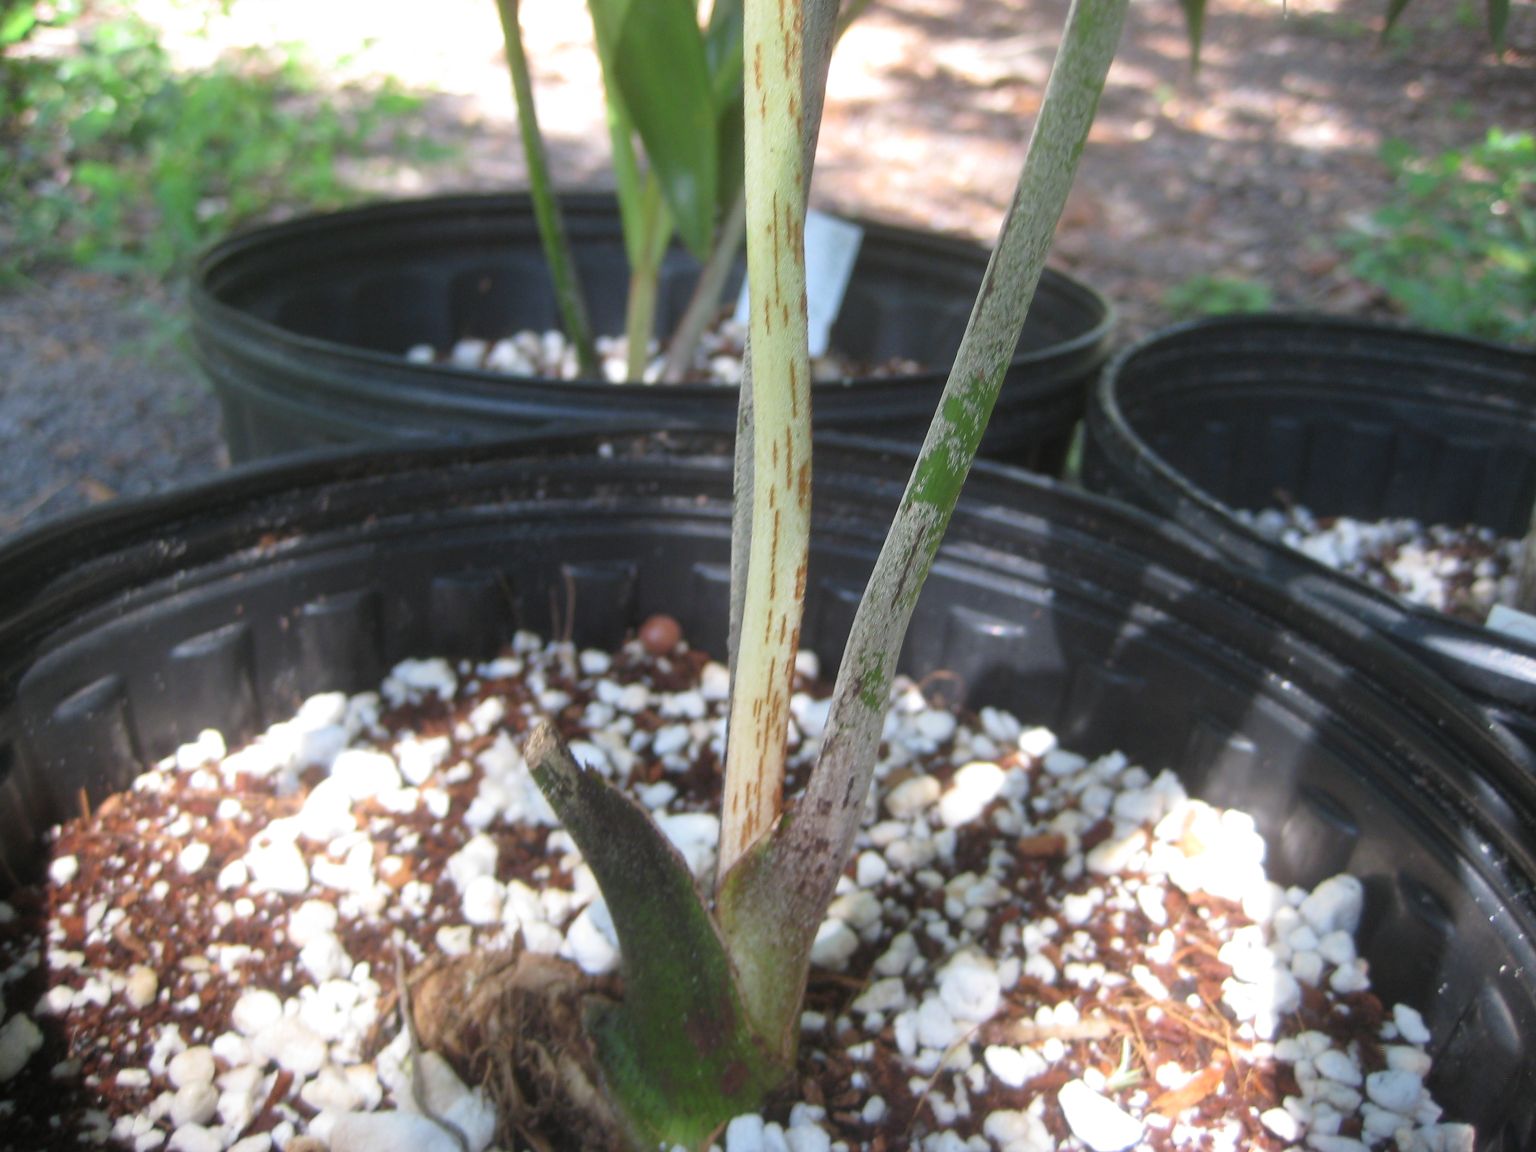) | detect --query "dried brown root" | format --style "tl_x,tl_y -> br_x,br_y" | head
401,948 -> 632,1152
